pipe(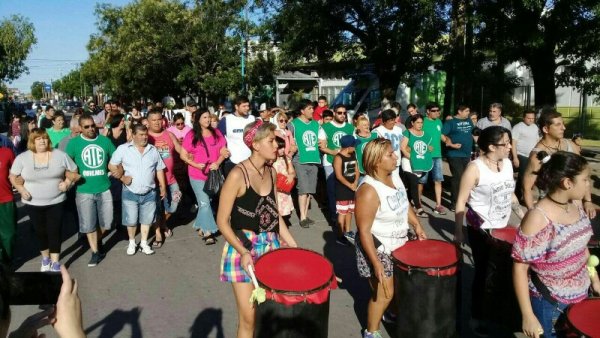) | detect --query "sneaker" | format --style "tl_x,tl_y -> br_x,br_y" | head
382,310 -> 397,324
363,330 -> 383,338
434,205 -> 447,215
140,243 -> 155,255
306,217 -> 316,225
416,208 -> 427,217
449,205 -> 456,212
299,219 -> 310,228
127,242 -> 138,256
40,257 -> 51,272
49,262 -> 61,273
88,252 -> 101,267
336,236 -> 351,246
344,231 -> 356,244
